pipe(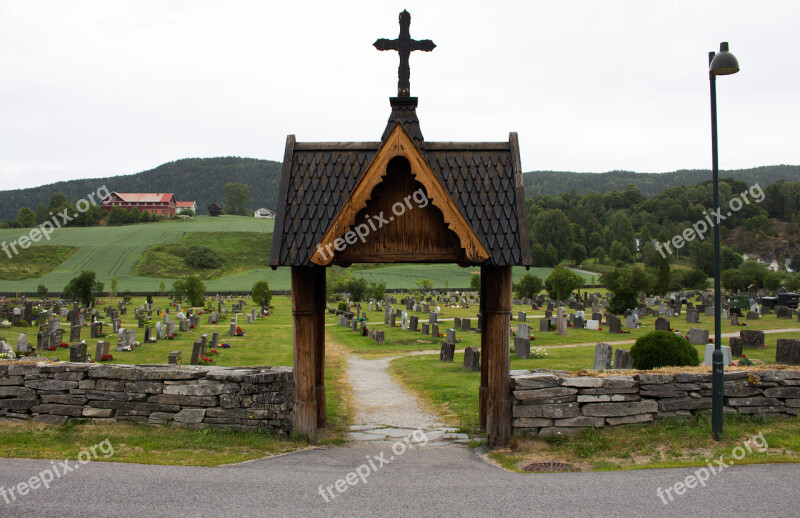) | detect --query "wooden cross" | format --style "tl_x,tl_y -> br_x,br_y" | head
374,10 -> 435,97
